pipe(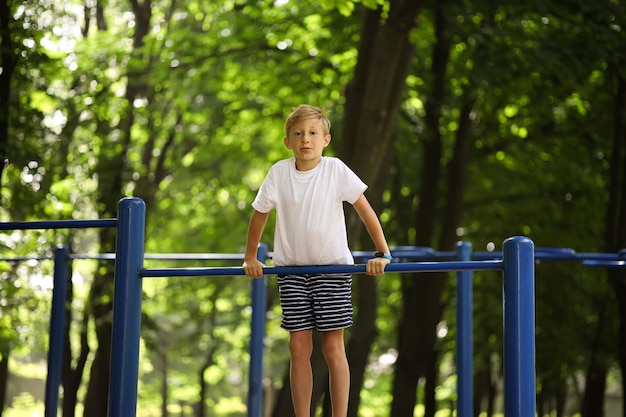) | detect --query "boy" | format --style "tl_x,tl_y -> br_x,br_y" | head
243,104 -> 392,417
